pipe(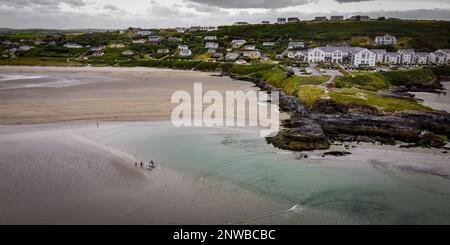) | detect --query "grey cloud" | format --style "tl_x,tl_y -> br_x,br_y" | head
103,4 -> 119,11
185,0 -> 313,9
0,0 -> 86,8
